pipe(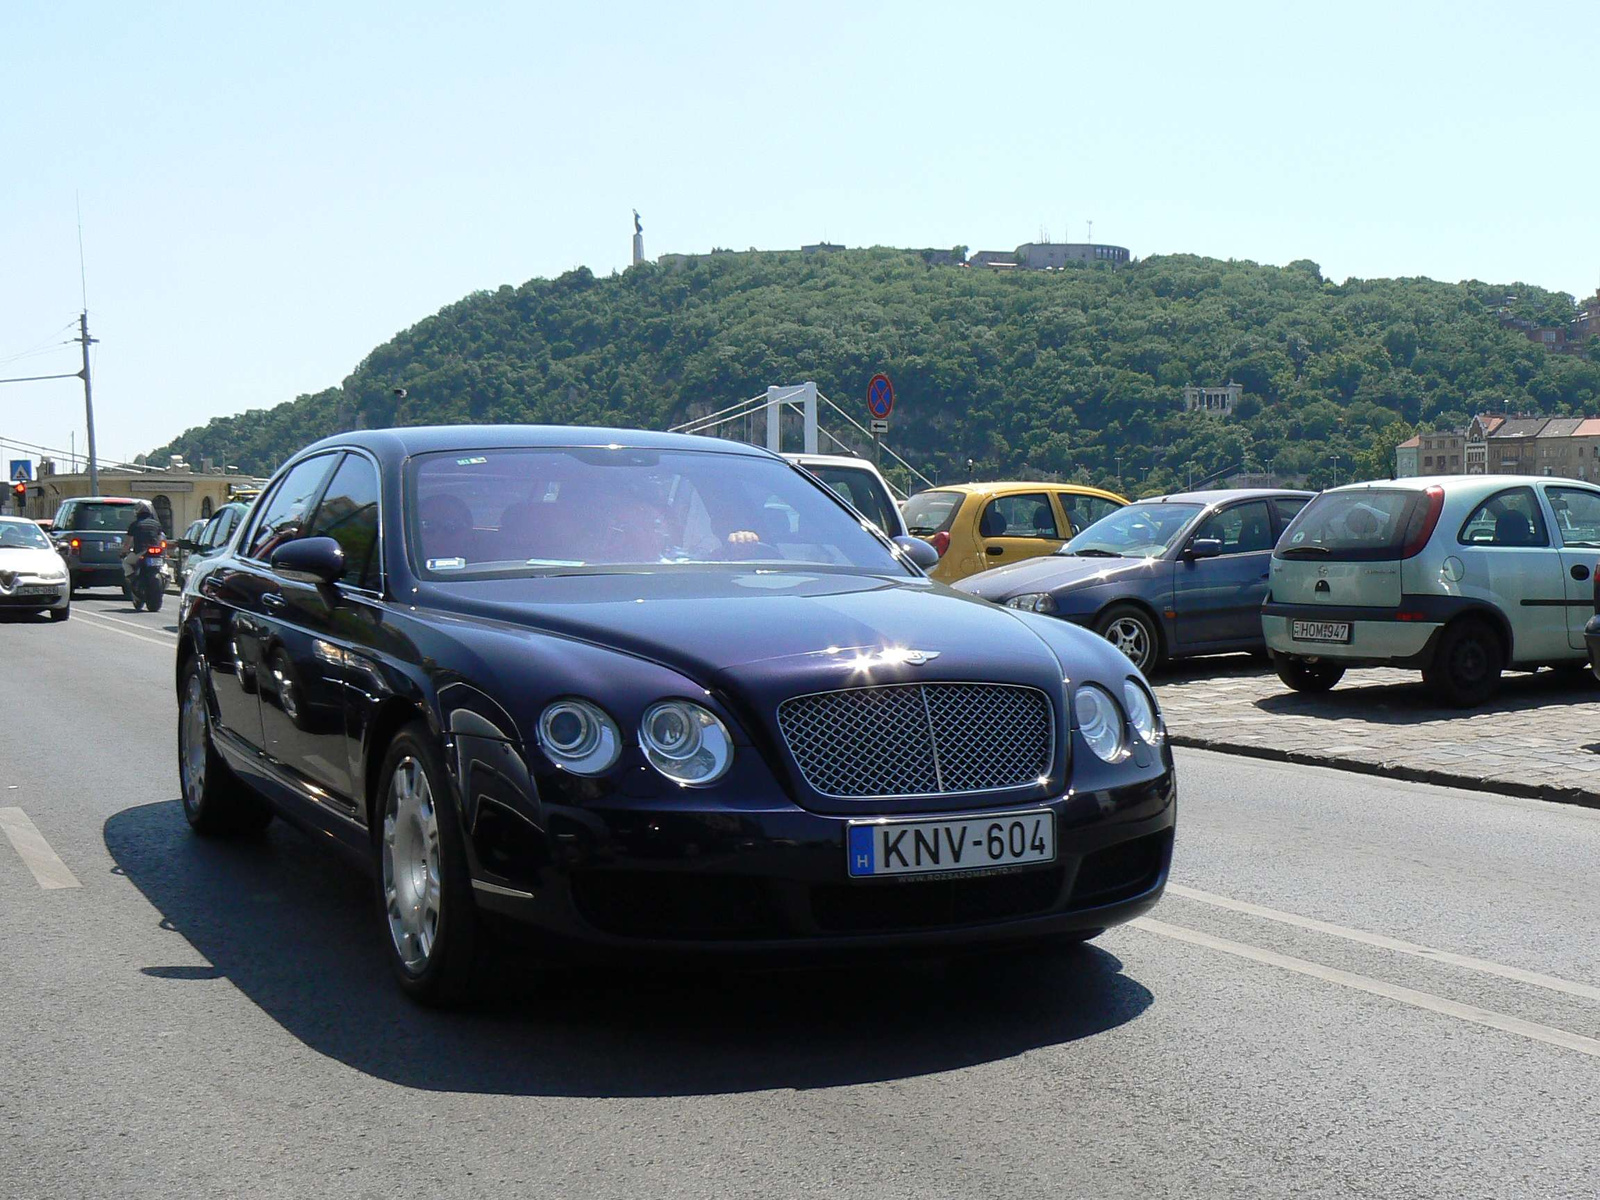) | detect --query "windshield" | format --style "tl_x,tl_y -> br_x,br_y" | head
409,446 -> 907,579
903,490 -> 962,535
1277,490 -> 1422,561
0,521 -> 51,550
62,502 -> 139,532
1062,502 -> 1203,557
